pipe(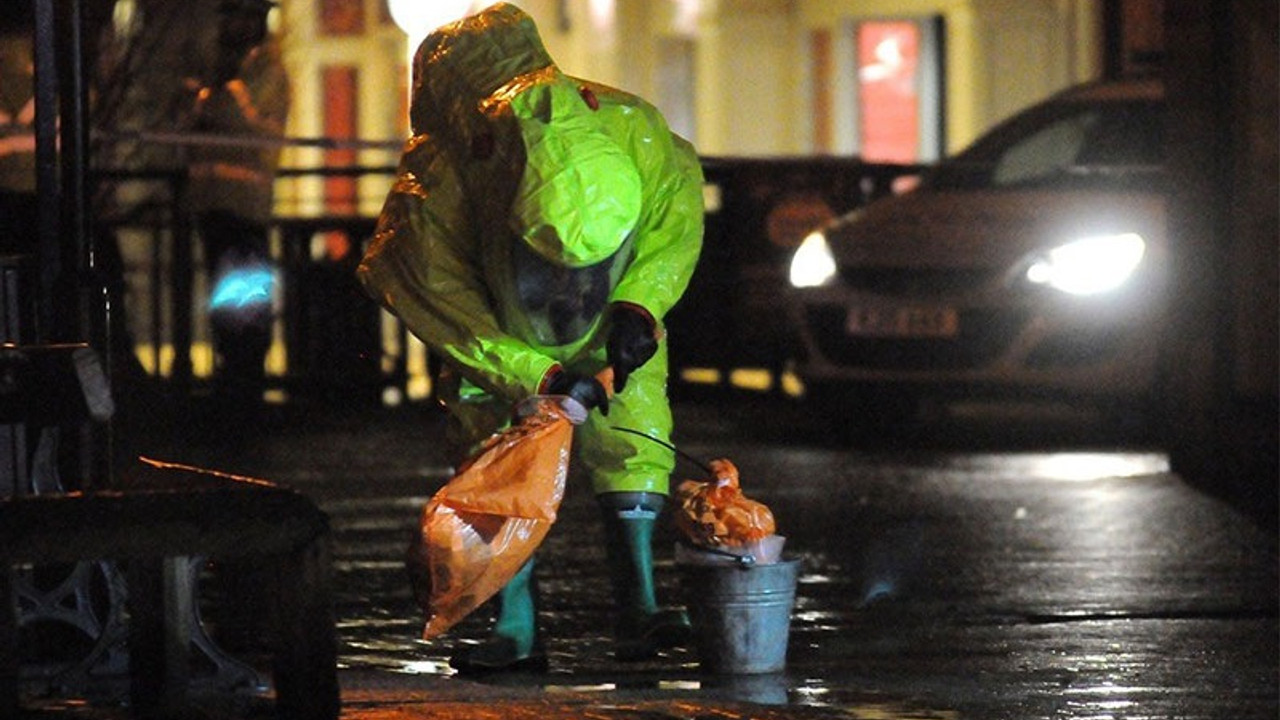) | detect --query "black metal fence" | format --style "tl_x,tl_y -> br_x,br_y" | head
92,157 -> 922,403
